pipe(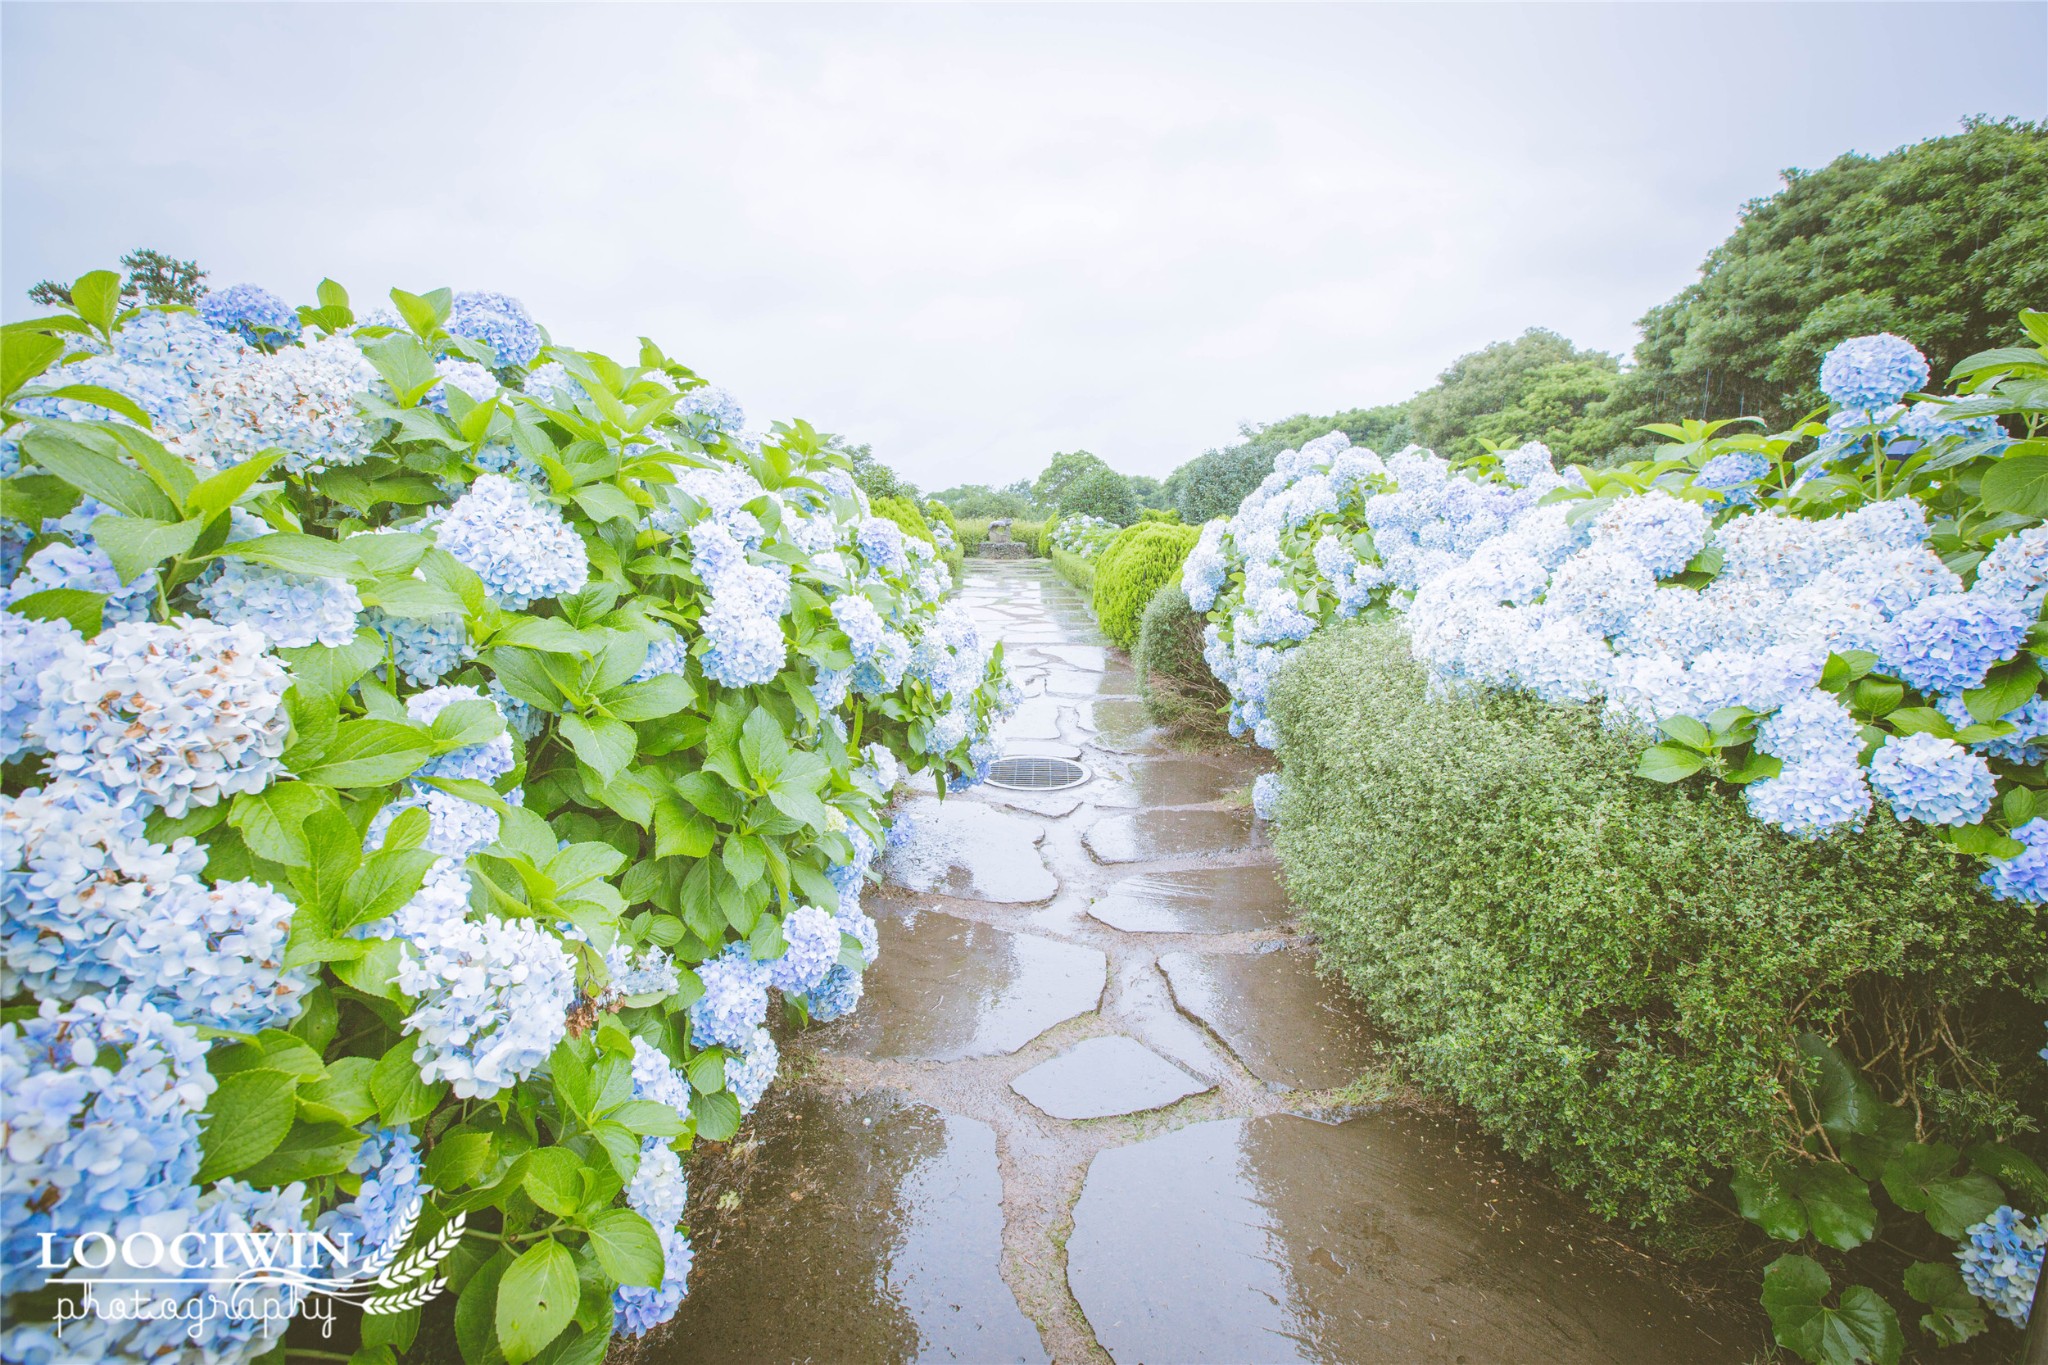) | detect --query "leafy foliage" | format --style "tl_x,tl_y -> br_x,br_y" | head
1092,522 -> 1198,649
1133,584 -> 1229,739
28,246 -> 208,310
1057,465 -> 1137,526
